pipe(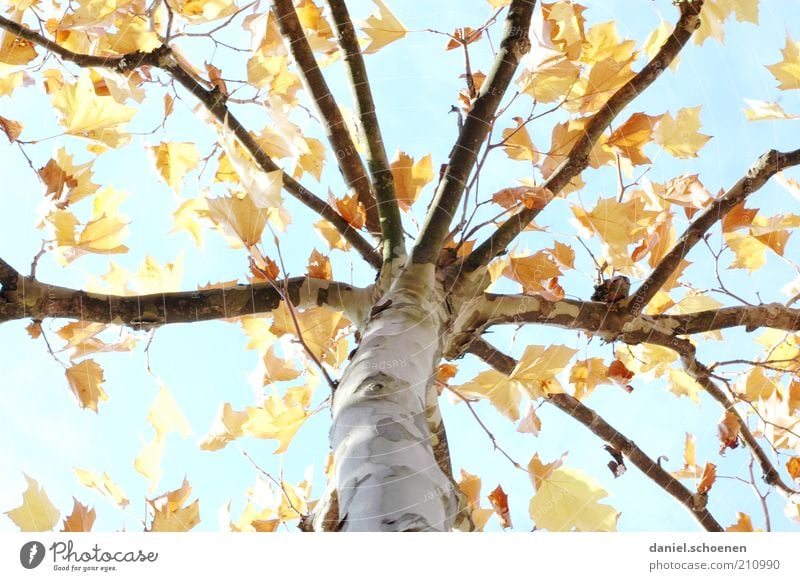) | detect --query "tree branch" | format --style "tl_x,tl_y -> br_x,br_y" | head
0,16 -> 381,270
626,147 -> 800,313
625,329 -> 800,500
410,0 -> 535,265
460,1 -> 704,274
271,0 -> 381,238
326,0 -> 404,263
0,272 -> 371,329
466,338 -> 724,532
